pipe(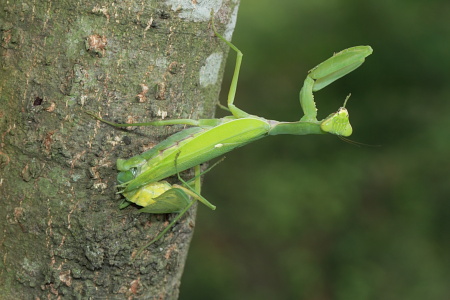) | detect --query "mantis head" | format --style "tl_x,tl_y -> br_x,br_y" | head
320,95 -> 353,137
